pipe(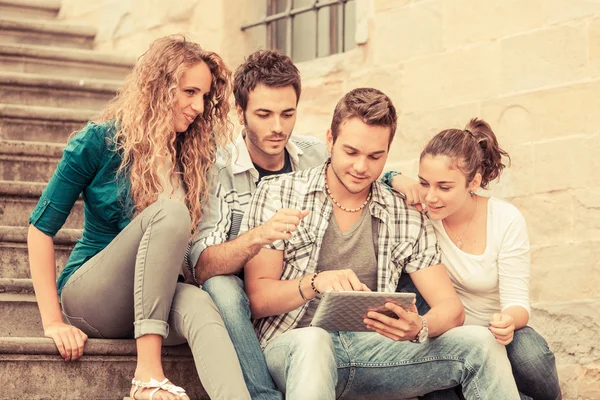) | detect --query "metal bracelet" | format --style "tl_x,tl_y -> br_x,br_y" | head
298,275 -> 308,301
